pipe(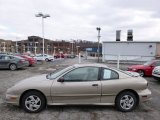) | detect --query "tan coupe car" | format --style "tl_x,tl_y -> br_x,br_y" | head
6,64 -> 151,113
